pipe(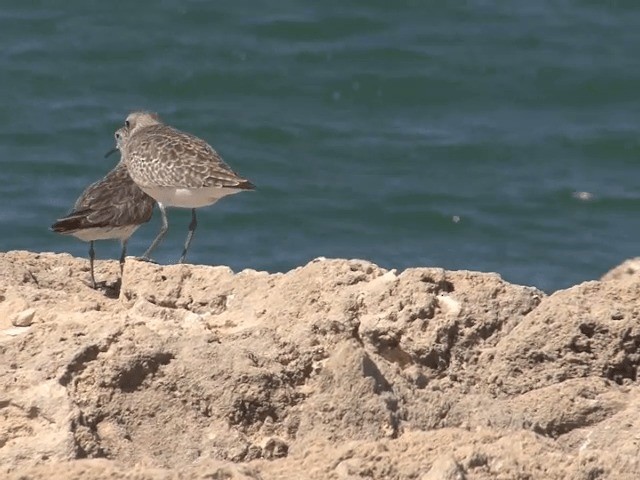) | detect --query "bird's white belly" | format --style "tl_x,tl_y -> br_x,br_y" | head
70,225 -> 140,242
142,186 -> 242,208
